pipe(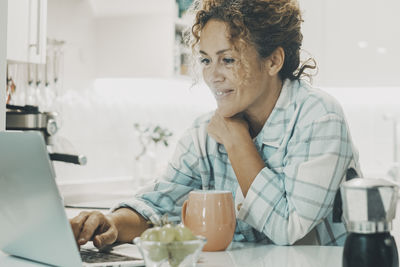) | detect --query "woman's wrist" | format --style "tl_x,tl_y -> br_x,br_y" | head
109,208 -> 150,243
224,129 -> 252,152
